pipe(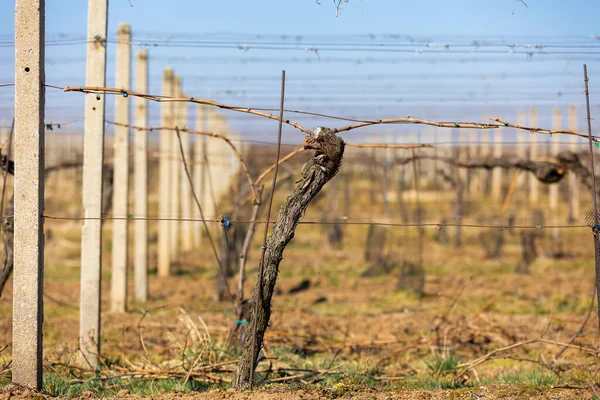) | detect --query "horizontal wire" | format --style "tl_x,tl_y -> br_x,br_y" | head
39,214 -> 589,230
